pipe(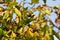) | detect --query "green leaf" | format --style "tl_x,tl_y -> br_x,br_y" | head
41,22 -> 47,36
24,18 -> 31,24
8,2 -> 18,7
0,28 -> 4,36
0,20 -> 7,28
3,10 -> 9,19
49,35 -> 54,40
5,0 -> 11,2
32,0 -> 39,4
20,18 -> 31,26
49,25 -> 54,40
12,26 -> 17,32
0,16 -> 3,20
2,20 -> 7,28
49,25 -> 53,36
42,26 -> 46,36
38,12 -> 43,20
30,37 -> 37,40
